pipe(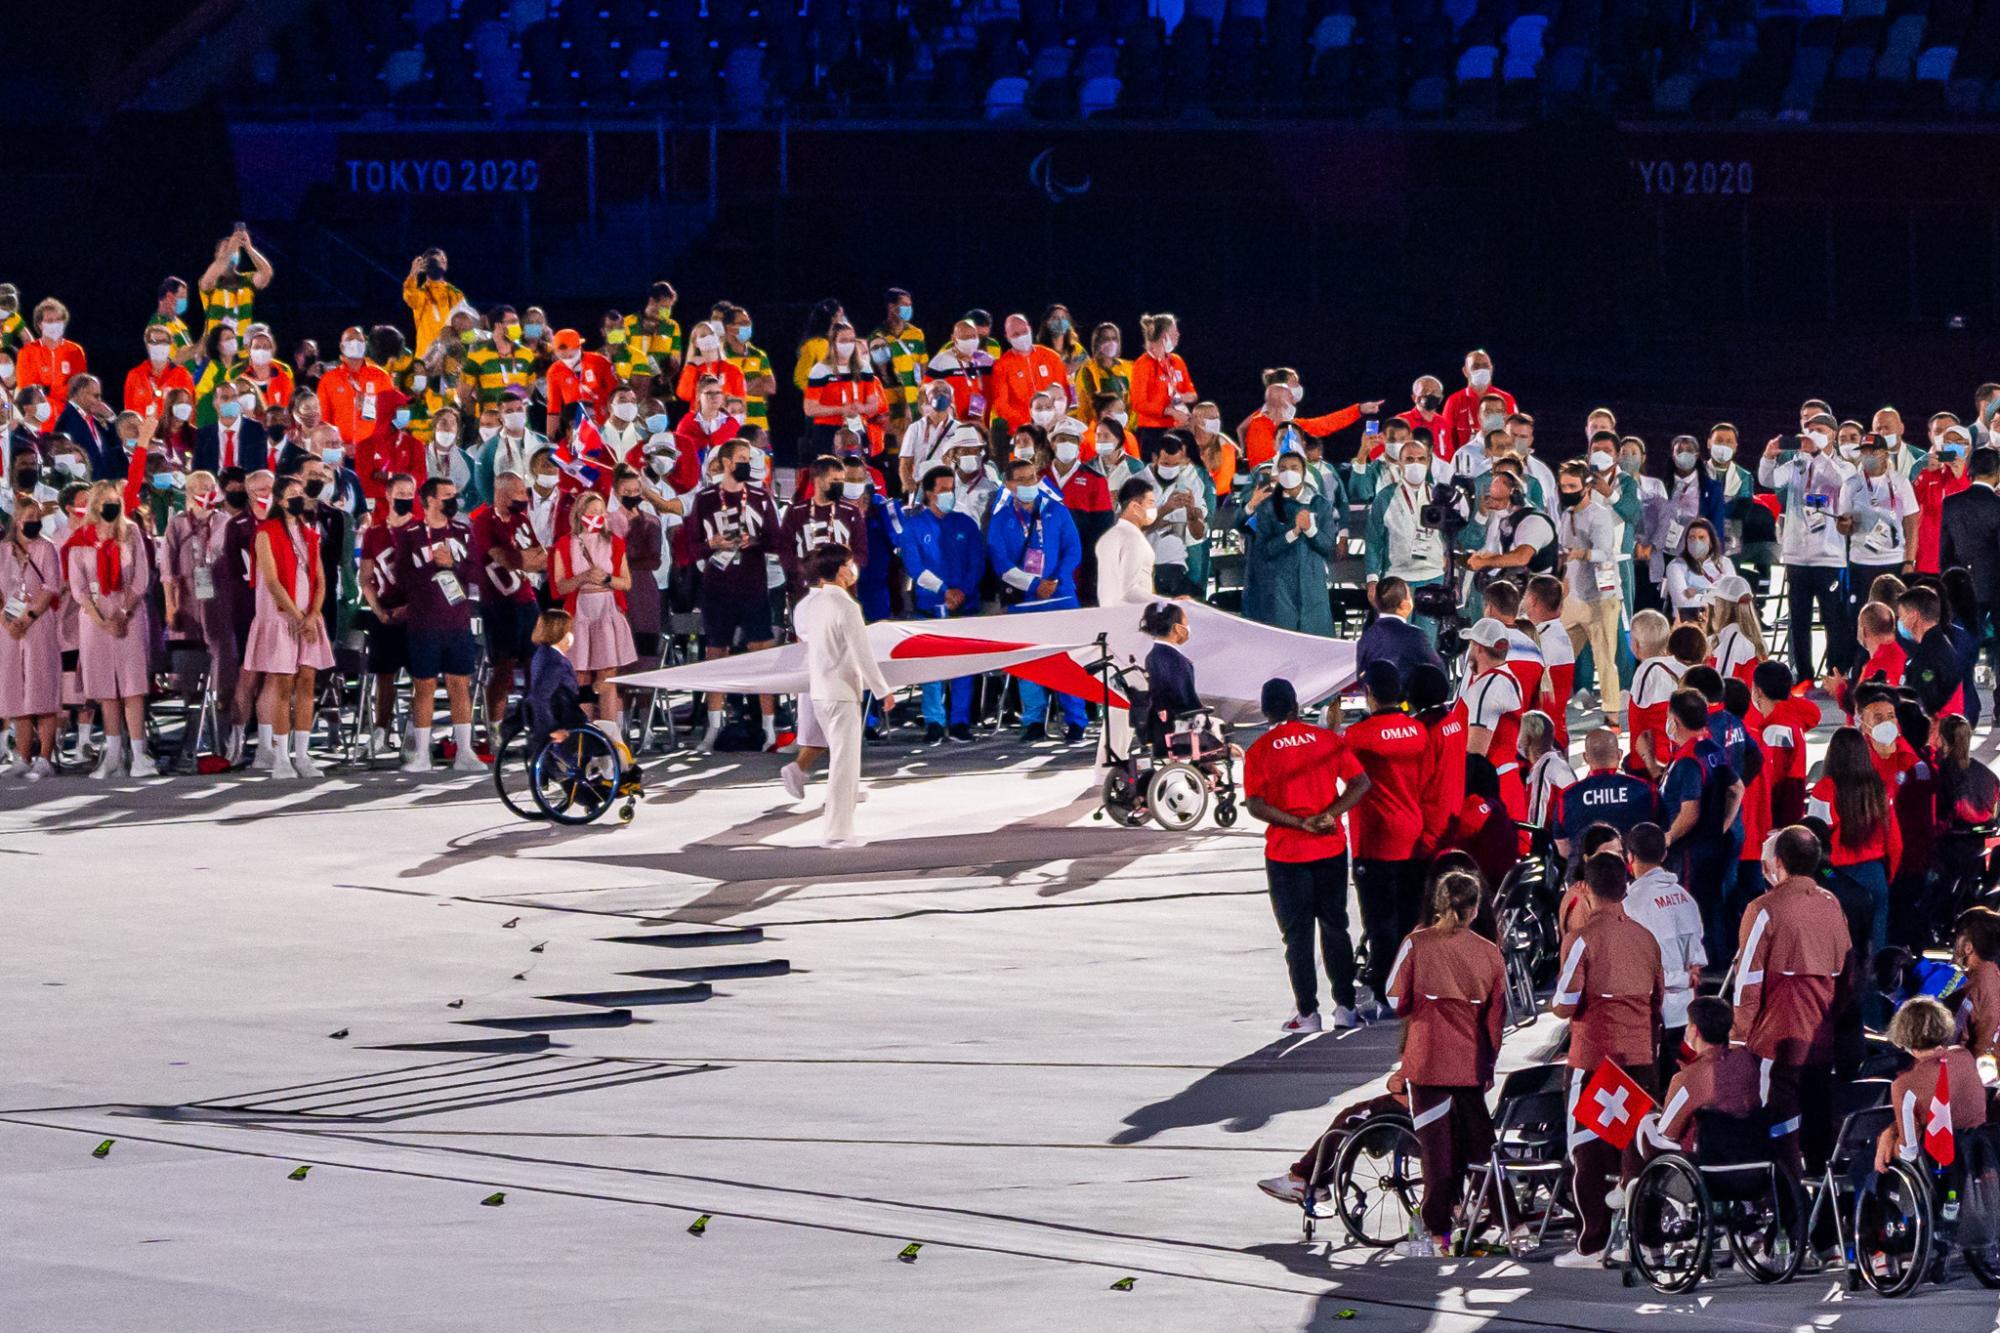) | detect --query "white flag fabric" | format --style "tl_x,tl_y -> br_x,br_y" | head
612,601 -> 1357,724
